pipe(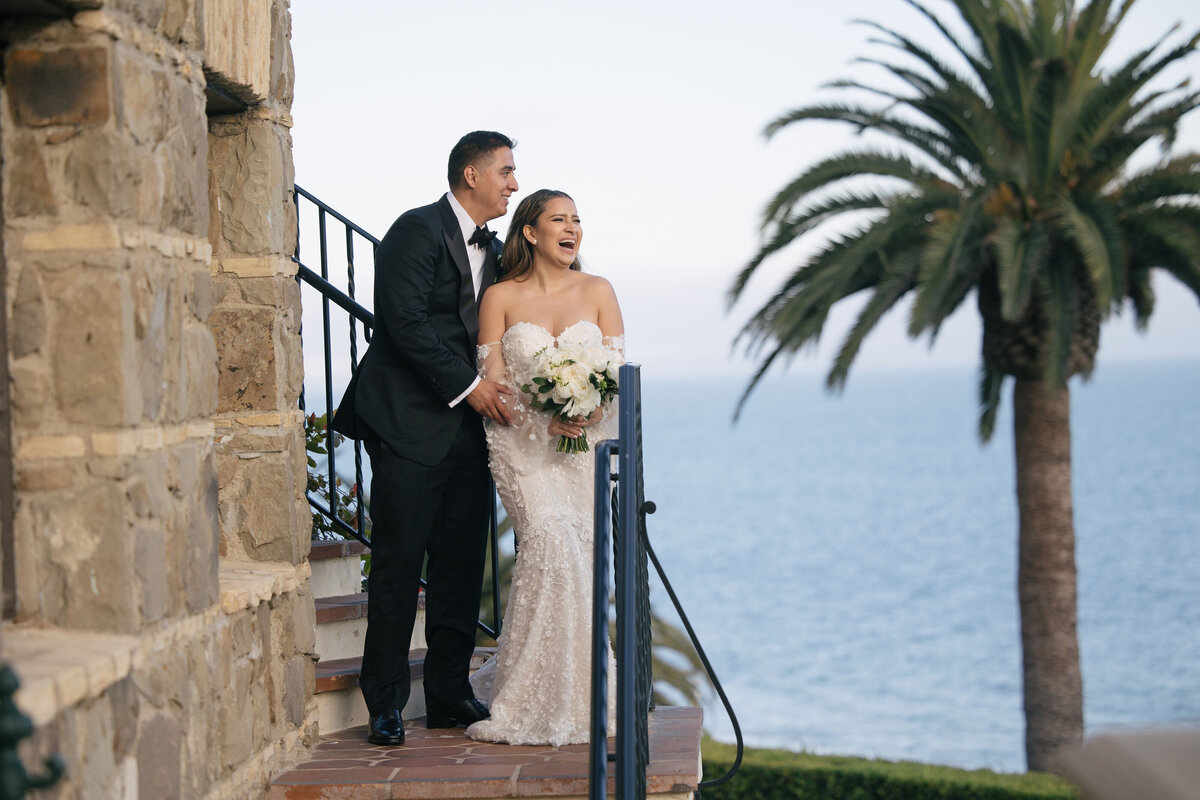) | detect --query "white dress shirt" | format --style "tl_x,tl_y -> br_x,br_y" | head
446,192 -> 489,407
